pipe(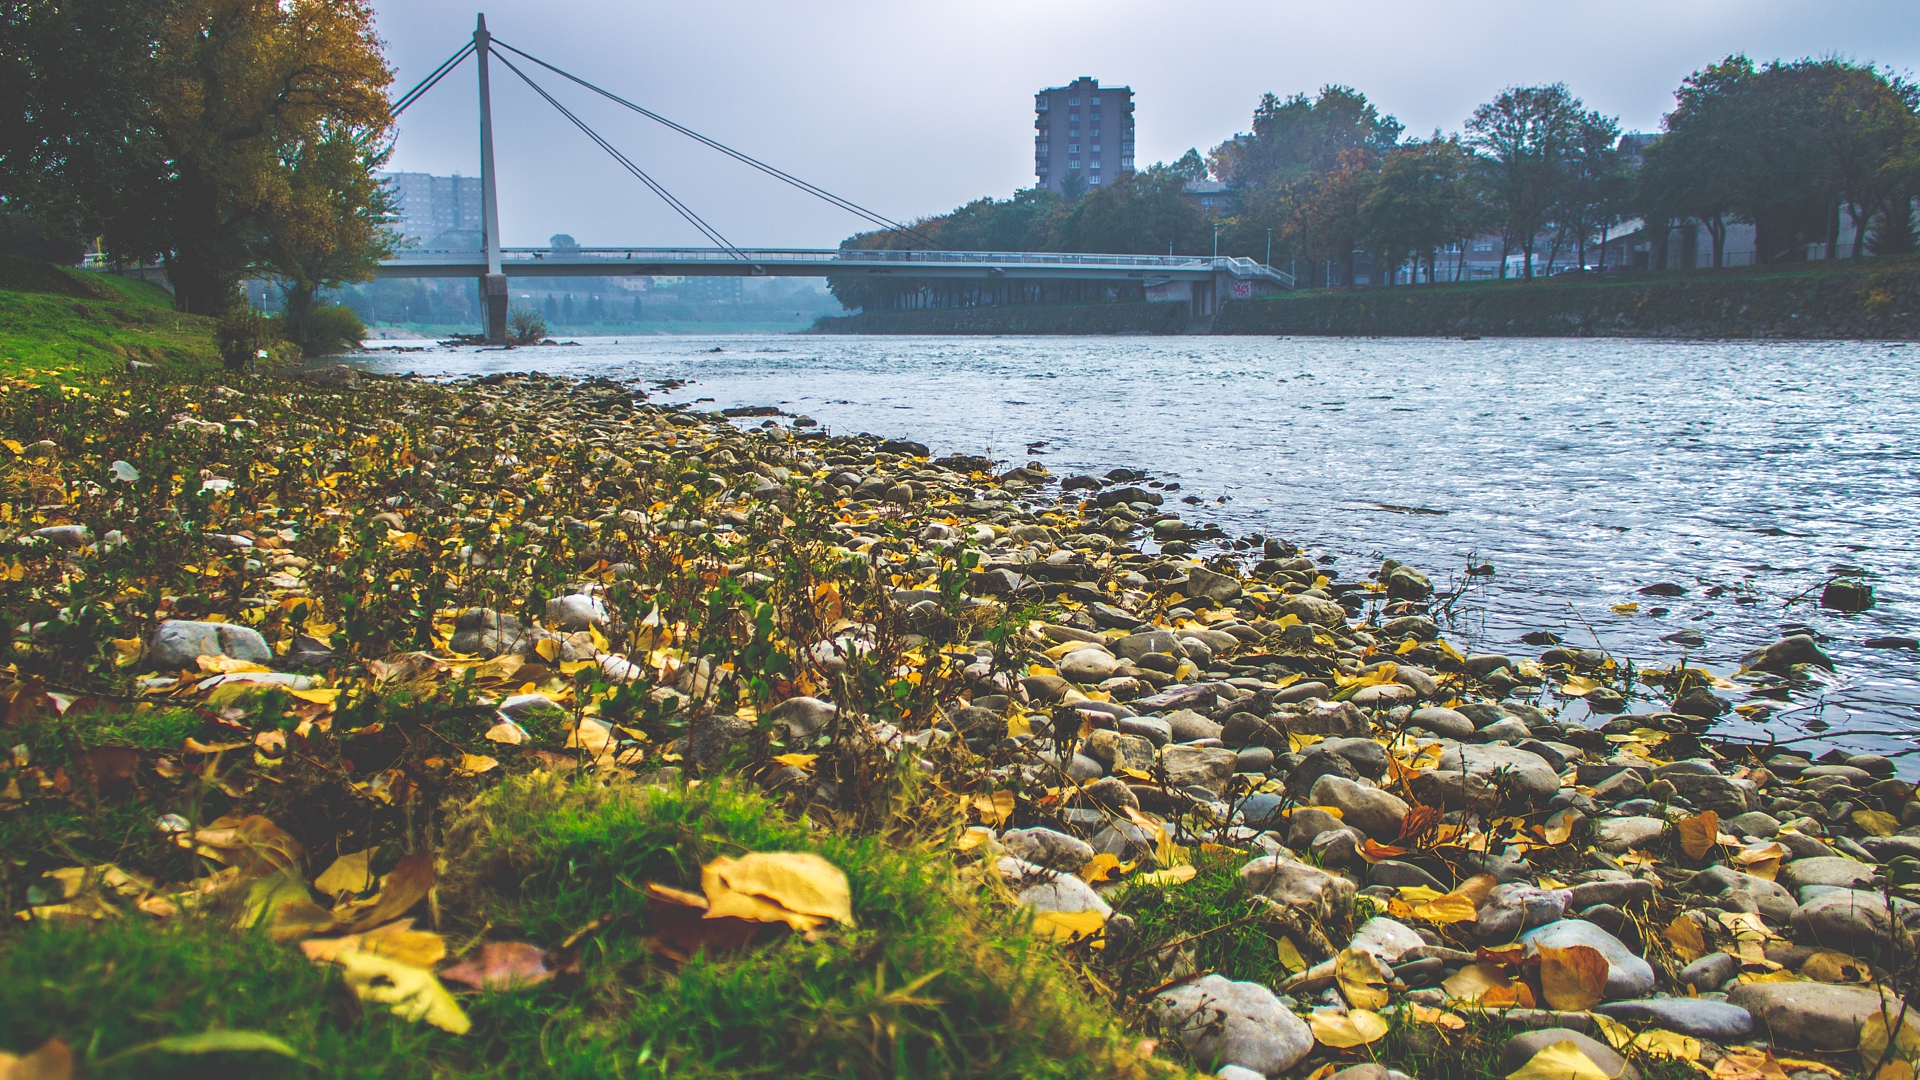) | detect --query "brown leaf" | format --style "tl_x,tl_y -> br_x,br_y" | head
1395,803 -> 1440,844
1539,943 -> 1610,1011
1666,913 -> 1708,963
643,882 -> 766,960
1678,810 -> 1721,860
1358,838 -> 1408,863
0,1037 -> 72,1080
179,814 -> 303,877
336,852 -> 433,933
439,941 -> 555,991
